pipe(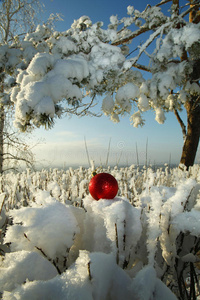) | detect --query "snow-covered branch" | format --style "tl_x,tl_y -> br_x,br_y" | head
129,22 -> 171,66
131,62 -> 151,72
156,0 -> 172,7
112,24 -> 153,46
